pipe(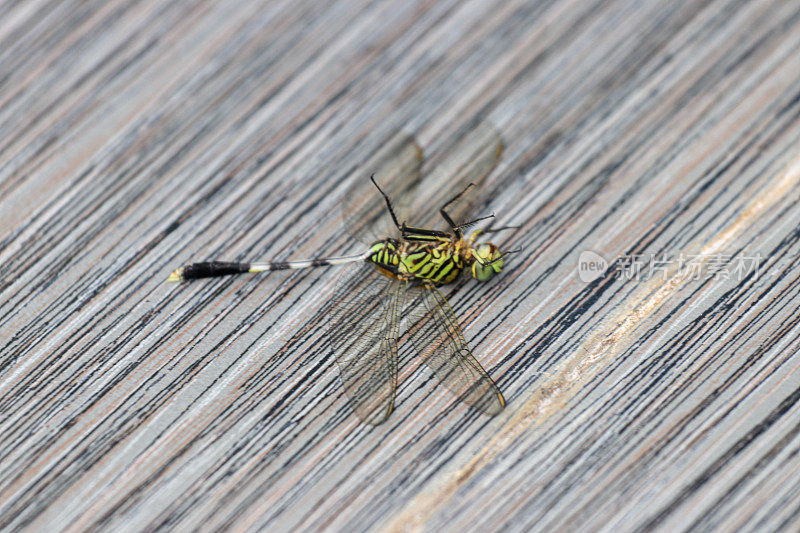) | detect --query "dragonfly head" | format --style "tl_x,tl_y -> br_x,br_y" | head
471,242 -> 503,281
